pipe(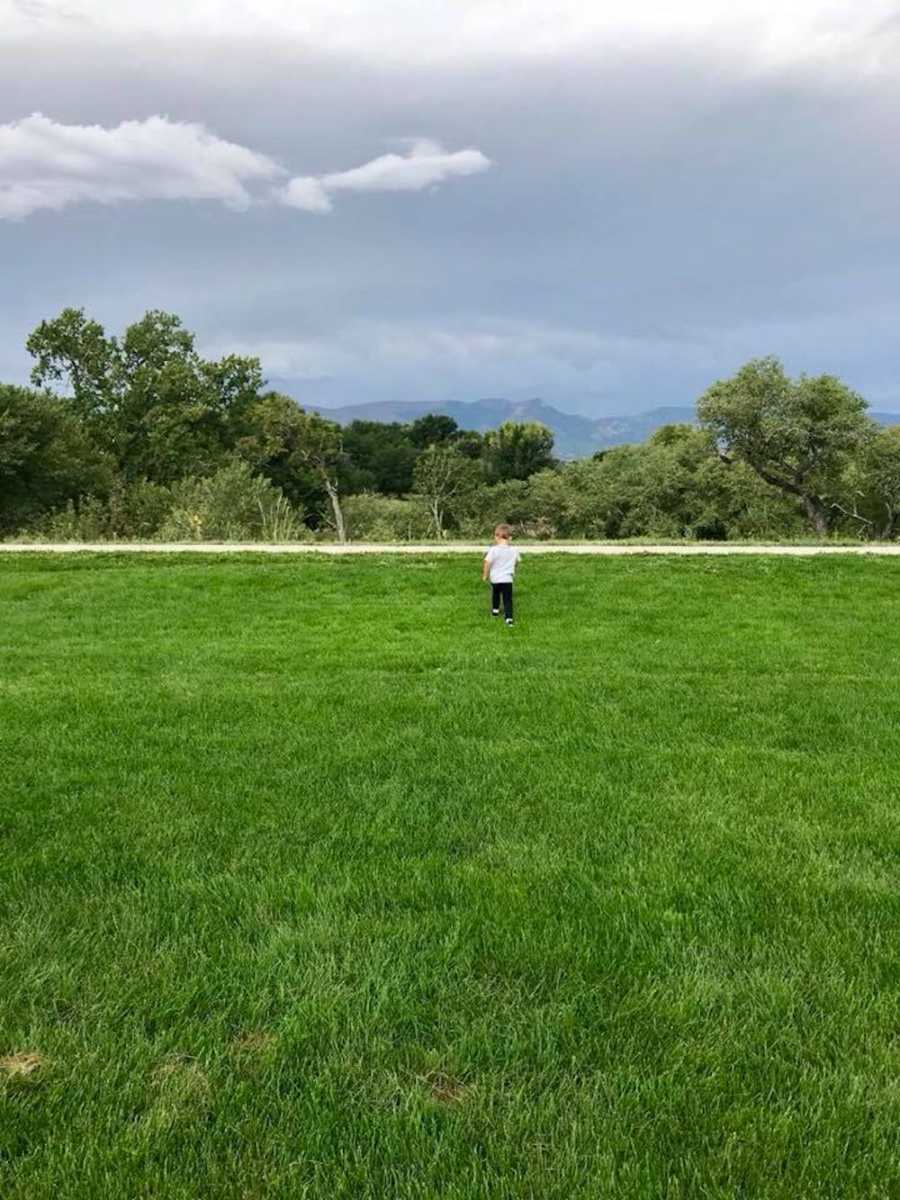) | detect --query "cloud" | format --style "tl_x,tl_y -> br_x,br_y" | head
4,1 -> 898,71
277,139 -> 491,212
0,113 -> 282,218
0,116 -> 491,219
